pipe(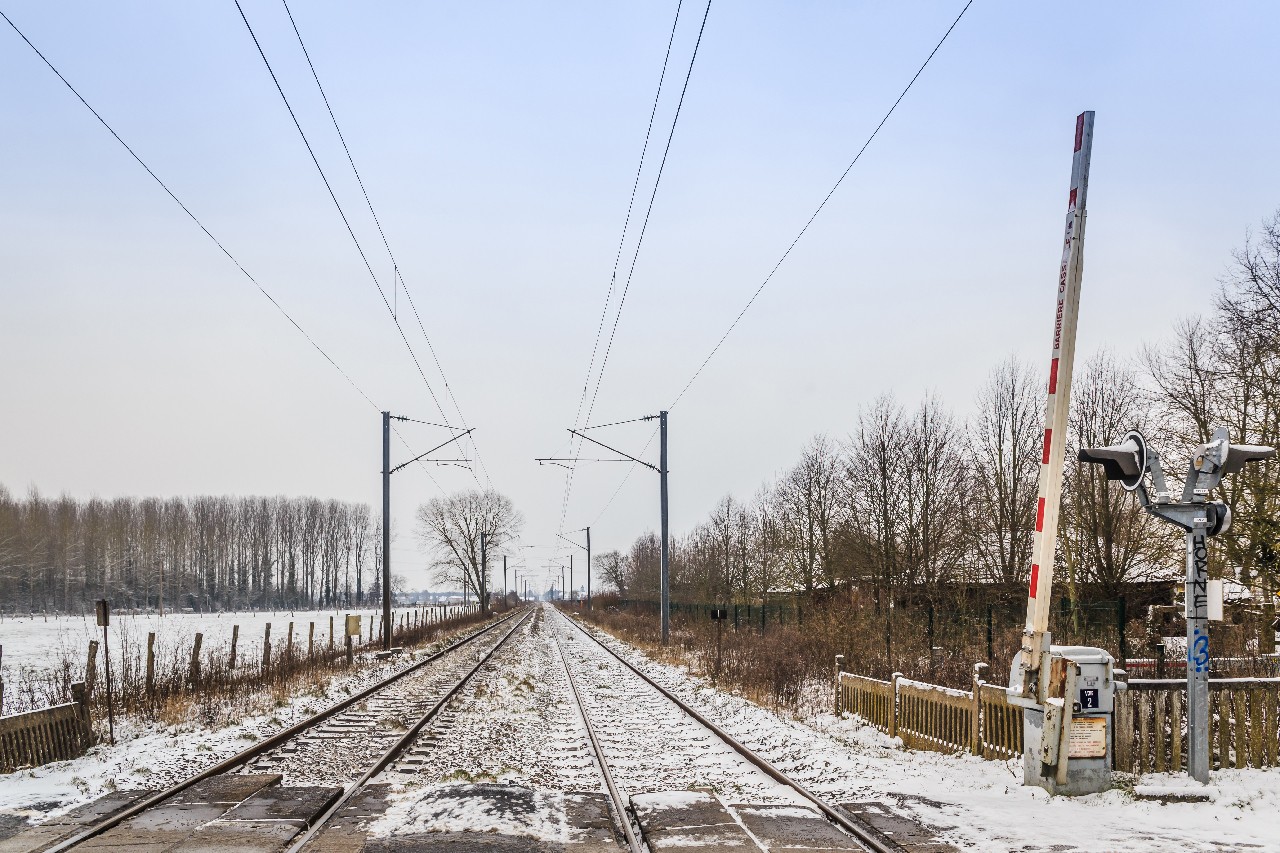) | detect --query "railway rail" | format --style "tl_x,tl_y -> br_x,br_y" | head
549,606 -> 900,853
33,607 -> 532,853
